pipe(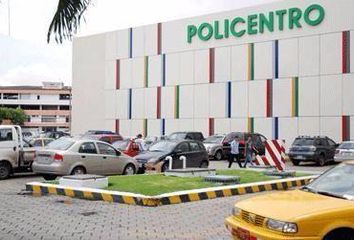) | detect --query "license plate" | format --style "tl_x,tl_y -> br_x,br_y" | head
294,156 -> 305,160
235,227 -> 250,240
38,157 -> 51,163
